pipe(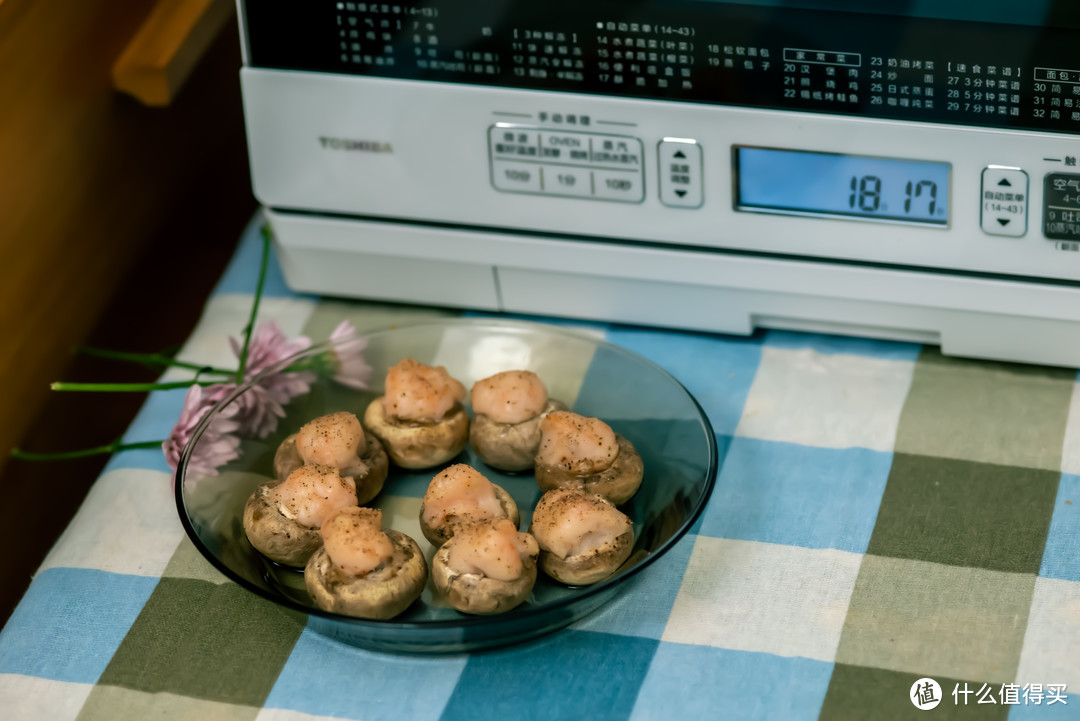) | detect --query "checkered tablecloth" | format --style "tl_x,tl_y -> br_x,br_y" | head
2,215 -> 1078,720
